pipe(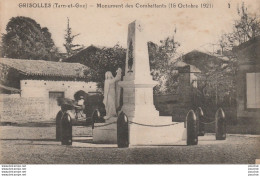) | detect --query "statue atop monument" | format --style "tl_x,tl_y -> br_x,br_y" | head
103,68 -> 122,119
